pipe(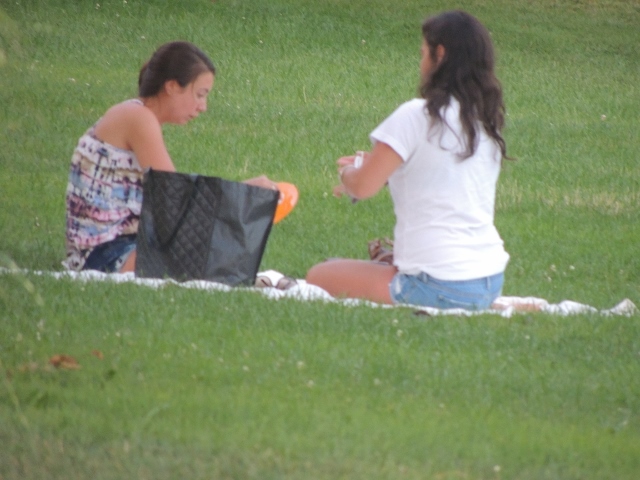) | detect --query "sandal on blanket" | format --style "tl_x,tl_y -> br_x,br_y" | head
275,276 -> 297,290
254,274 -> 298,290
255,276 -> 273,288
368,237 -> 394,265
